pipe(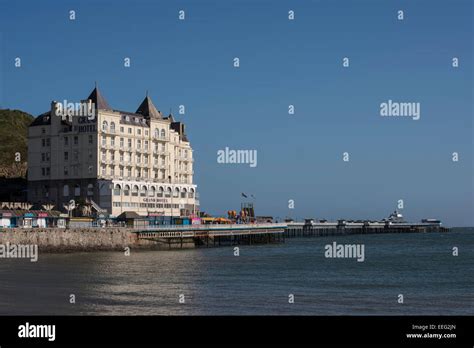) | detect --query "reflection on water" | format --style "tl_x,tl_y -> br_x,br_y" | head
0,230 -> 472,315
